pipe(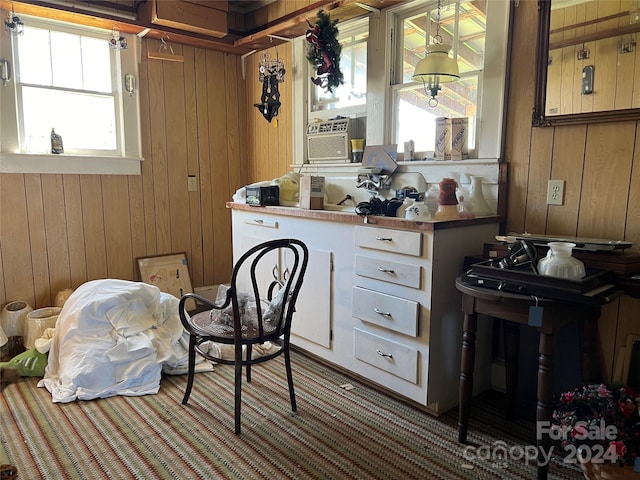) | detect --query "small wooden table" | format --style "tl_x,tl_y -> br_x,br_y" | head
455,277 -> 601,480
